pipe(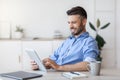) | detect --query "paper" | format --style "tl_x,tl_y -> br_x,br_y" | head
62,72 -> 88,79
